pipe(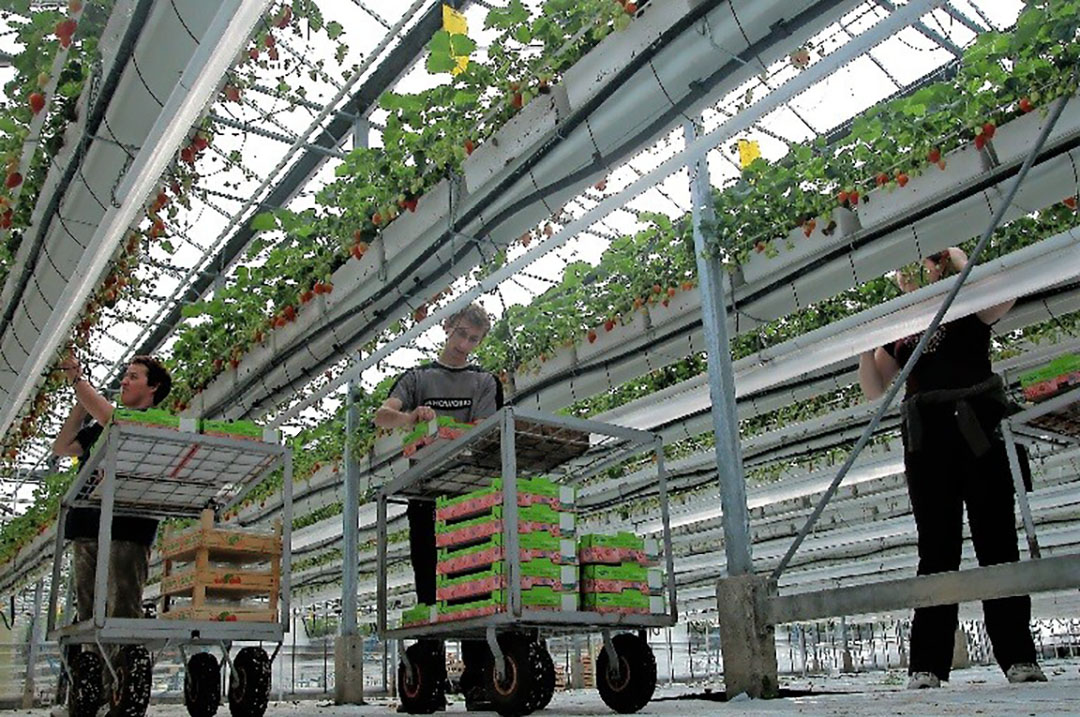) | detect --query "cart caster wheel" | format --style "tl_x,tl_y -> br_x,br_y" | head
109,645 -> 152,717
228,647 -> 271,717
485,634 -> 539,717
397,642 -> 446,714
185,652 -> 222,717
530,639 -> 555,711
69,651 -> 103,717
596,633 -> 656,714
